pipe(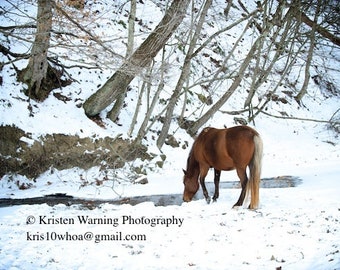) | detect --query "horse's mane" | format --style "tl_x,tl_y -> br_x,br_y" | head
185,128 -> 212,177
185,142 -> 199,178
